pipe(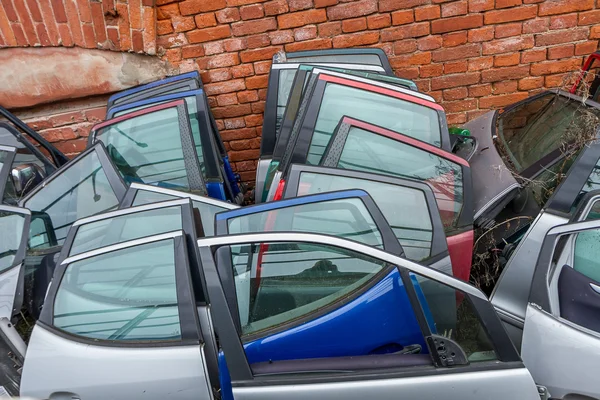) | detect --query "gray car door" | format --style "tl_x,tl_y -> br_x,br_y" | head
198,232 -> 540,400
21,200 -> 217,400
522,194 -> 600,399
